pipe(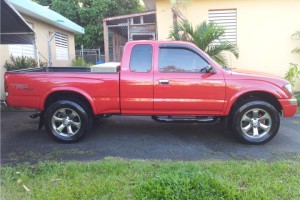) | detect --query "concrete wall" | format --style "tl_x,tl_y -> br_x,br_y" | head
0,14 -> 76,100
156,0 -> 300,91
